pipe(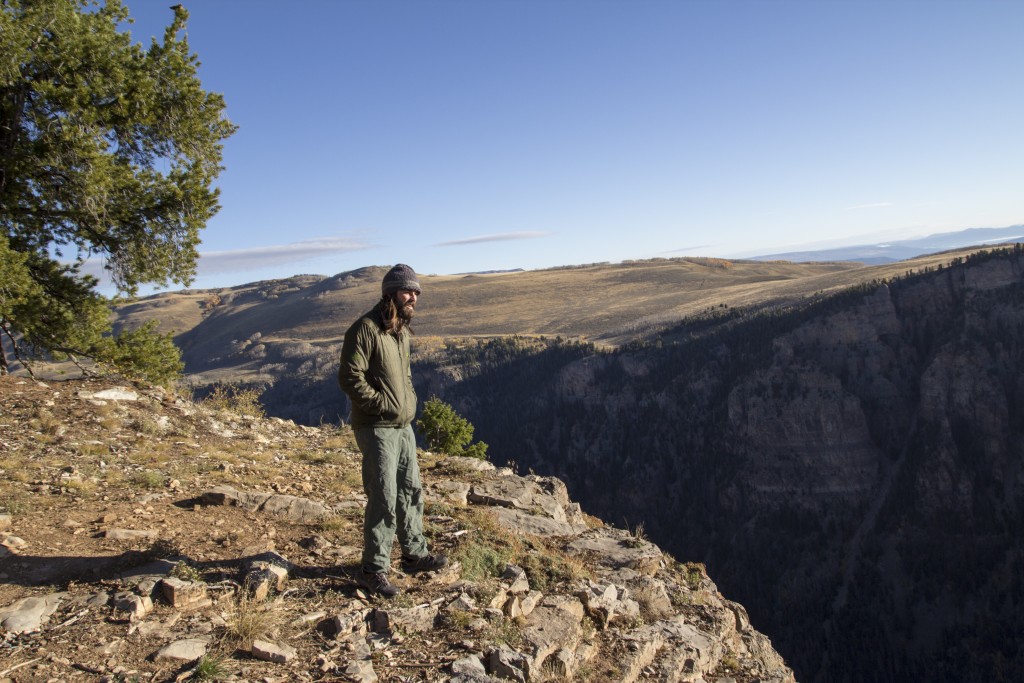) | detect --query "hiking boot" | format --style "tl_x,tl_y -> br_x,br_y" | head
401,552 -> 448,573
358,570 -> 400,598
